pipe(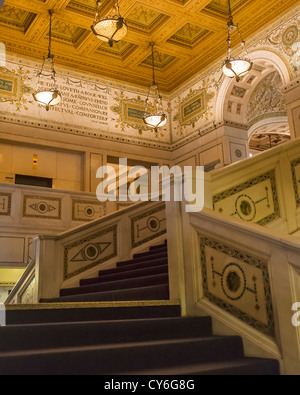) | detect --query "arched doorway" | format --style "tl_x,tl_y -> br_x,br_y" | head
216,49 -> 292,161
248,120 -> 291,156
